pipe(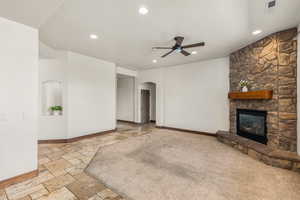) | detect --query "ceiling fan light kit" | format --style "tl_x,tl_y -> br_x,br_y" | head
153,36 -> 205,58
